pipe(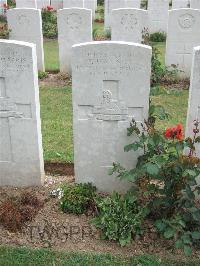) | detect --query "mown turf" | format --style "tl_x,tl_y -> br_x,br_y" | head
0,246 -> 199,266
44,38 -> 59,72
40,86 -> 73,162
